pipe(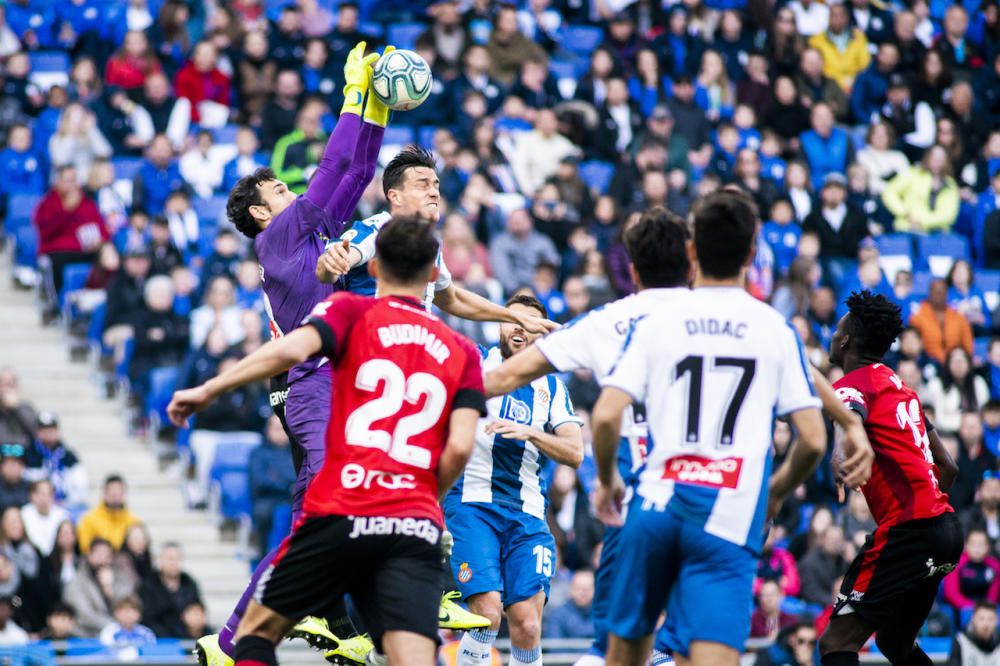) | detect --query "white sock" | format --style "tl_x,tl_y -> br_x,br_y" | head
651,649 -> 674,665
457,628 -> 498,666
509,644 -> 542,666
573,656 -> 605,666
